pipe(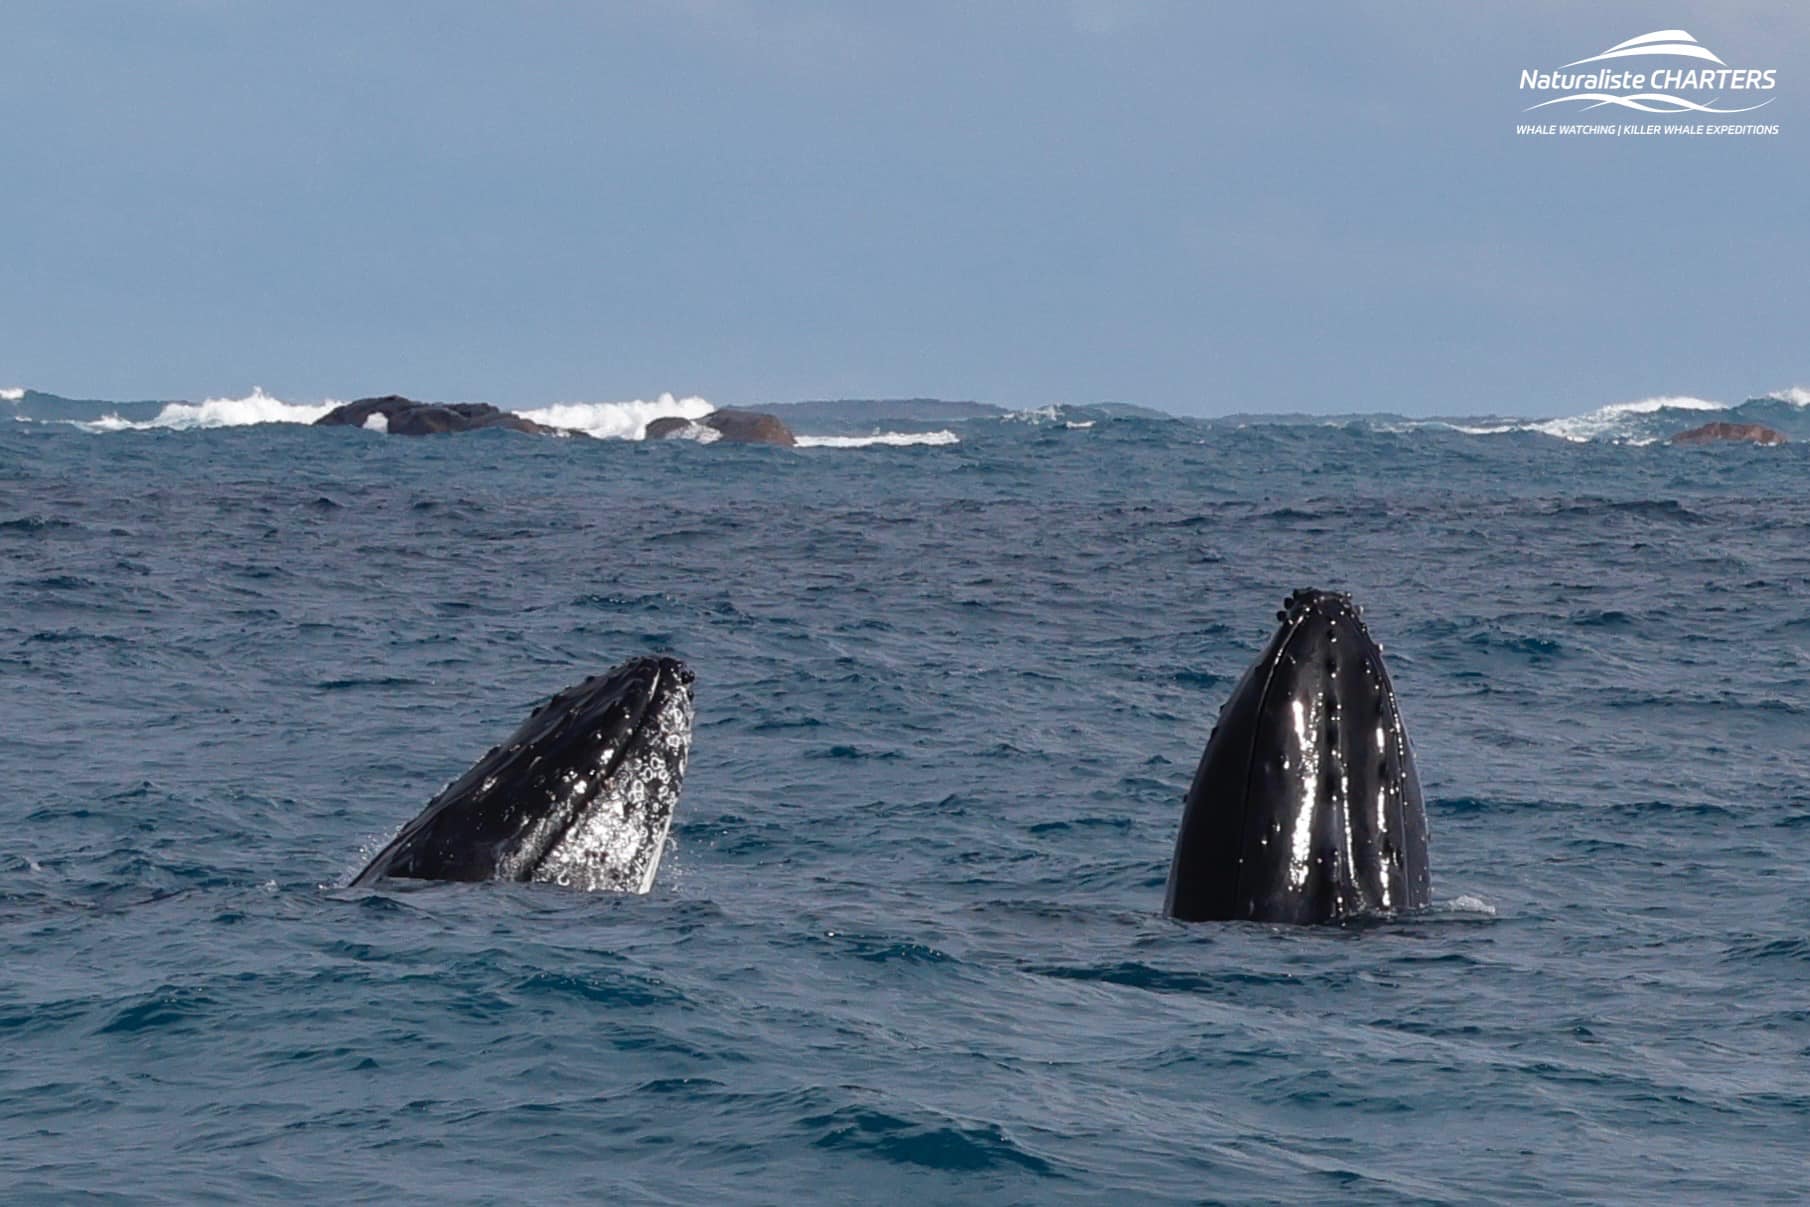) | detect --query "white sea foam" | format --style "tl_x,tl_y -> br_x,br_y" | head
653,420 -> 722,443
1001,404 -> 1100,431
1005,404 -> 1100,426
795,430 -> 961,448
76,387 -> 338,432
1446,894 -> 1498,917
144,388 -> 338,428
513,394 -> 714,440
1768,386 -> 1810,407
362,412 -> 389,433
1430,421 -> 1510,436
1437,395 -> 1726,443
1003,404 -> 1066,423
0,387 -> 23,402
1528,395 -> 1724,442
